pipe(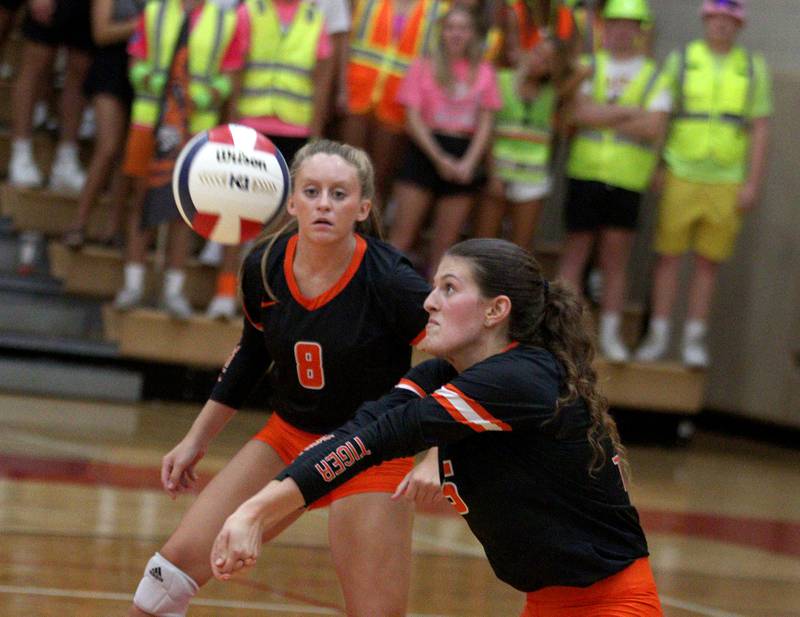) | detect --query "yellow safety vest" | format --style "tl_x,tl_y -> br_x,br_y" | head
567,52 -> 660,192
130,0 -> 237,134
237,0 -> 323,125
492,69 -> 556,185
665,39 -> 755,170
